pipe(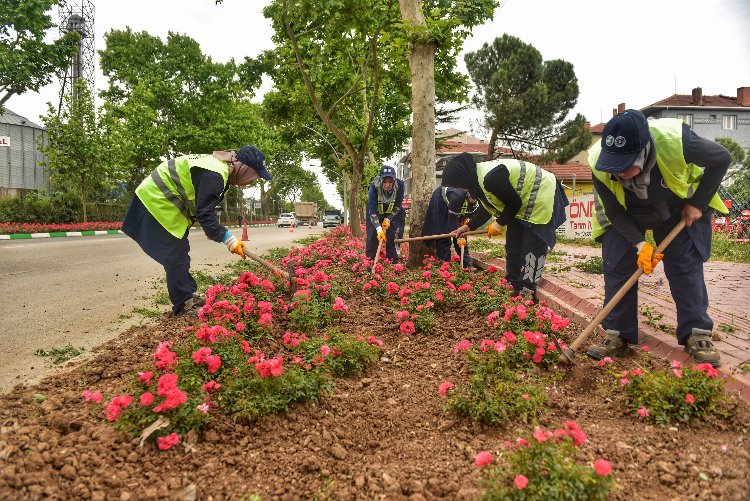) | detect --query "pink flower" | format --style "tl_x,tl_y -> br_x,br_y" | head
138,371 -> 154,386
670,360 -> 682,368
202,380 -> 221,393
521,394 -> 530,400
439,381 -> 454,397
367,336 -> 384,347
105,395 -> 133,421
399,321 -> 416,335
332,297 -> 349,312
593,458 -> 612,476
452,340 -> 471,353
82,390 -> 102,403
672,368 -> 683,378
487,265 -> 498,273
156,432 -> 180,451
685,393 -> 695,404
196,403 -> 211,414
533,426 -> 550,443
514,474 -> 528,489
641,345 -> 650,351
474,451 -> 492,467
320,345 -> 331,356
637,406 -> 649,418
597,357 -> 614,367
139,392 -> 154,406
